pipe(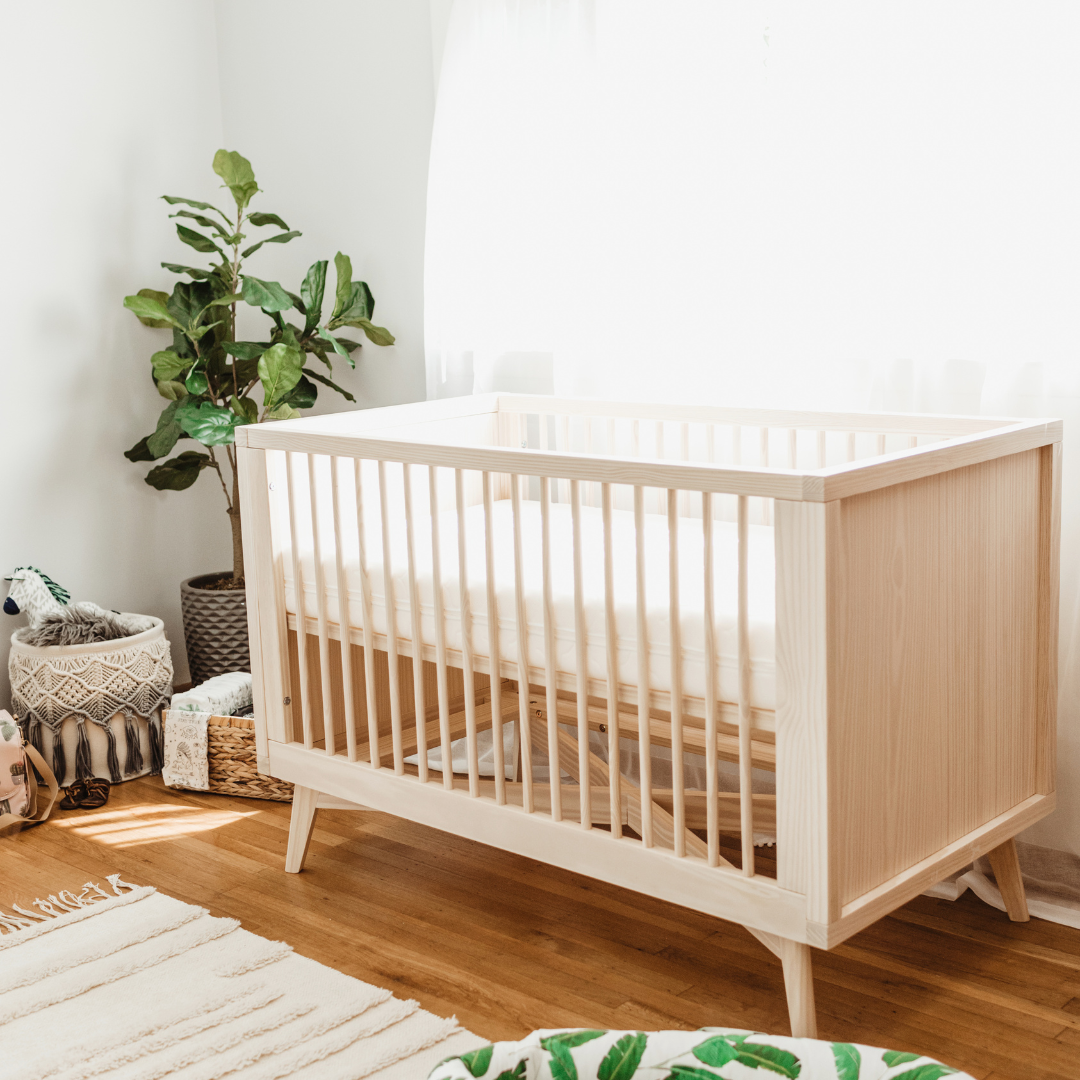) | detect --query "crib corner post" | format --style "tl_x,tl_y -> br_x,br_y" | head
778,938 -> 817,1039
285,785 -> 320,873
